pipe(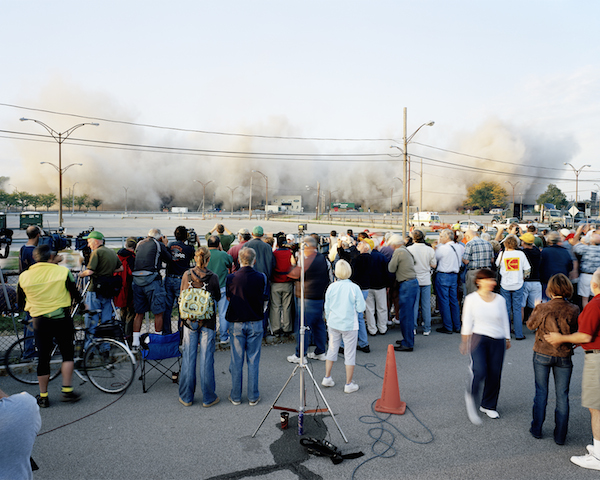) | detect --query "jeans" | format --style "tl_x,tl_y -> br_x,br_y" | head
413,284 -> 432,333
469,334 -> 505,410
295,298 -> 326,356
435,273 -> 460,331
531,352 -> 573,444
357,290 -> 369,347
163,275 -> 183,335
398,279 -> 418,348
217,287 -> 230,342
179,325 -> 217,405
229,321 -> 263,402
500,285 -> 525,338
85,291 -> 113,350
